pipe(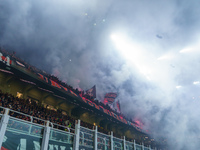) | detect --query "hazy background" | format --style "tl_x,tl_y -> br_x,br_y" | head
1,0 -> 200,149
